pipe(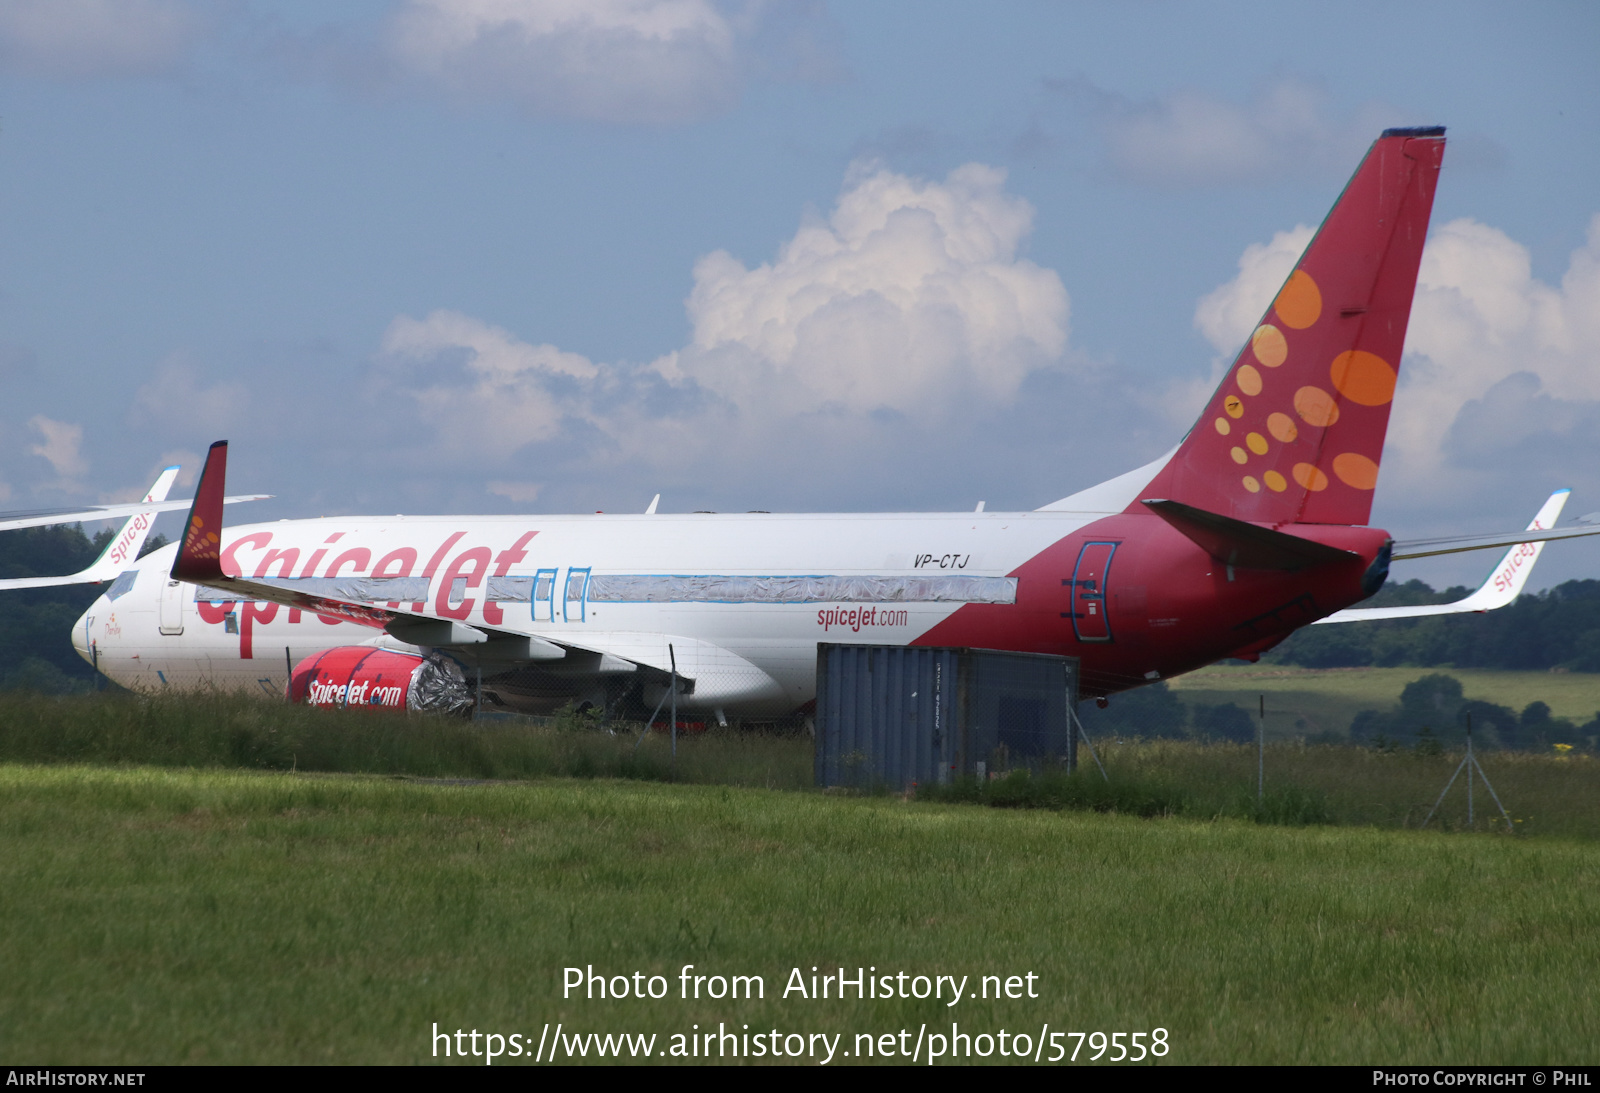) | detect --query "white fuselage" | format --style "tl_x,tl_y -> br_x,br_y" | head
74,509 -> 1101,714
